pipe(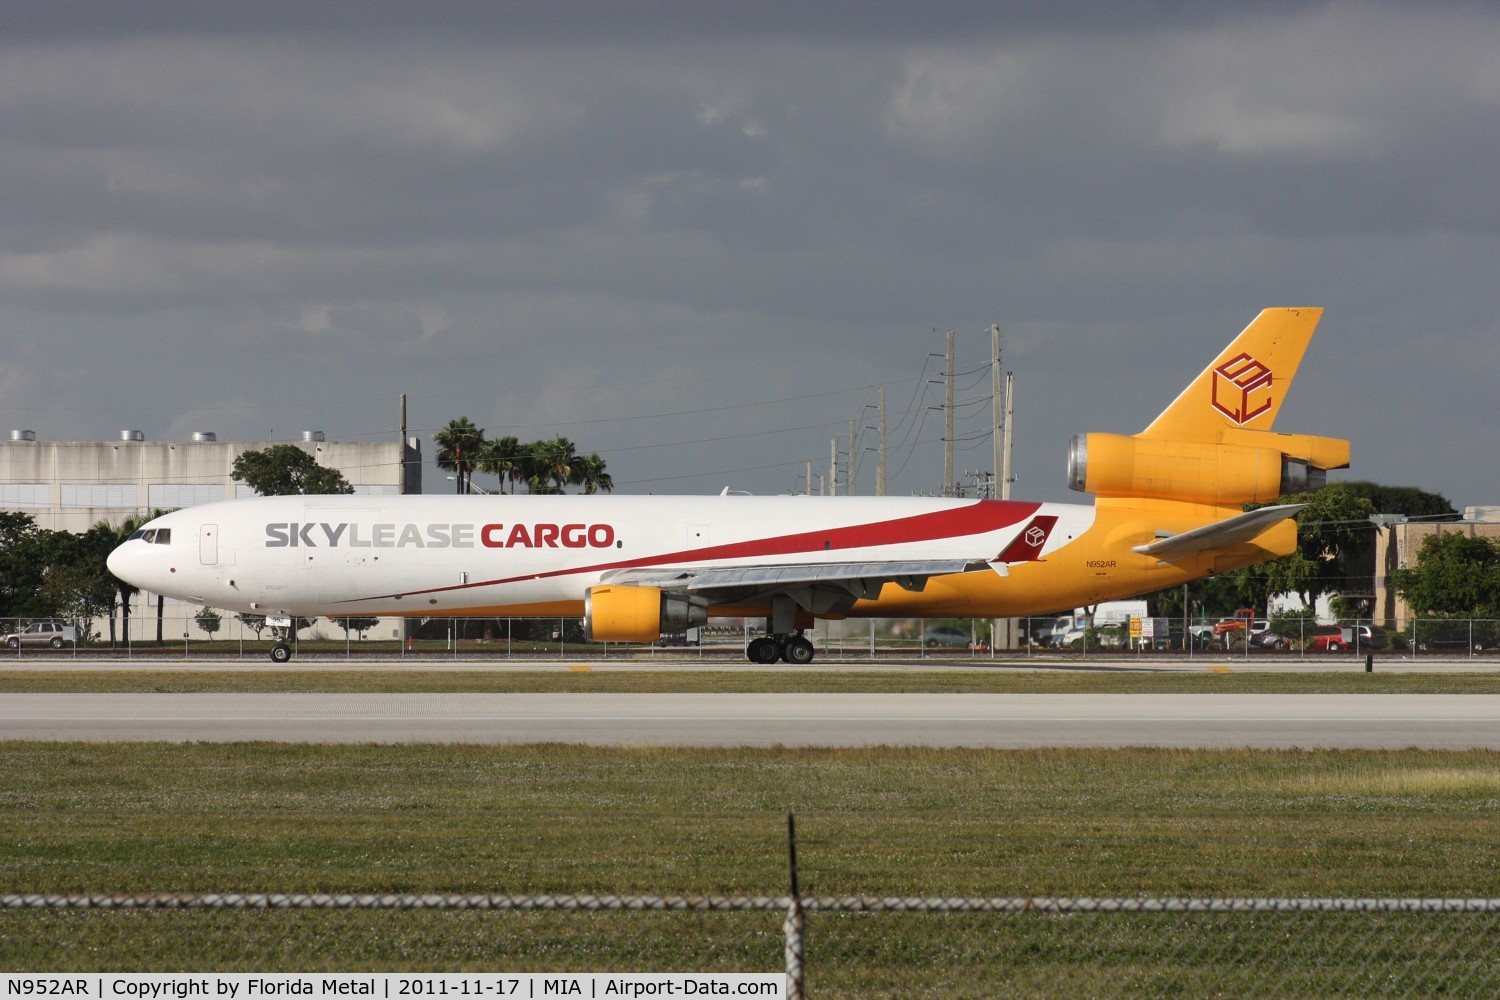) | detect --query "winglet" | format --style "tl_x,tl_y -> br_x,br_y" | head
995,515 -> 1058,563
